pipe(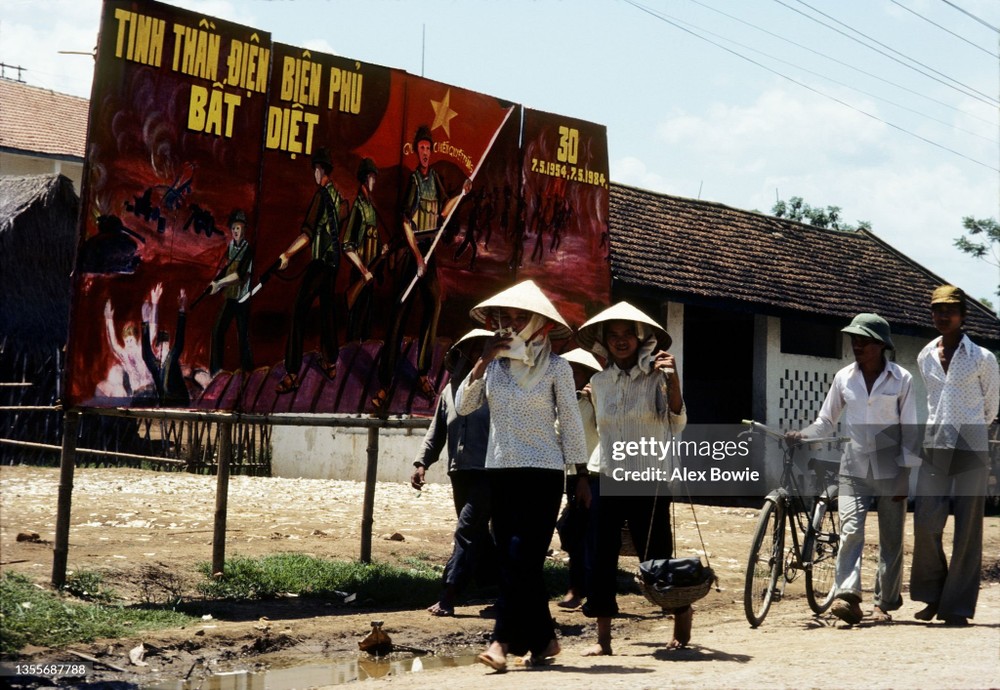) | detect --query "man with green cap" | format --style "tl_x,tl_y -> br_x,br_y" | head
911,285 -> 999,626
787,313 -> 918,625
